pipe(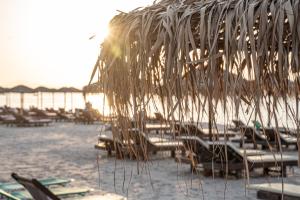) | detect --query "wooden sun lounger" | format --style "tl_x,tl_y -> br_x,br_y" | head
11,173 -> 91,200
248,183 -> 300,200
0,189 -> 20,200
175,122 -> 237,140
12,187 -> 91,200
176,136 -> 265,172
0,178 -> 71,191
10,114 -> 52,127
232,126 -> 276,149
127,129 -> 184,159
261,128 -> 298,149
177,136 -> 298,177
